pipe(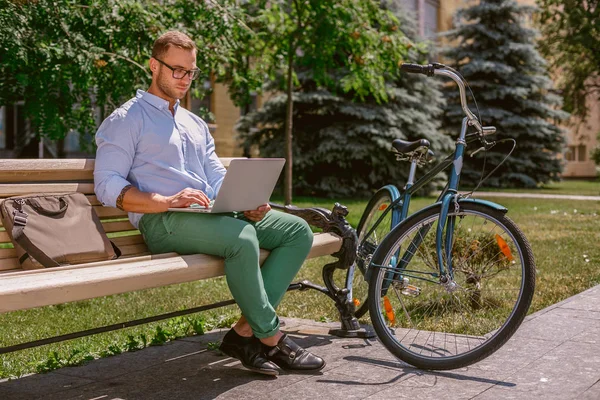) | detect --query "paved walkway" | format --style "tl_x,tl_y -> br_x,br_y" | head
465,191 -> 600,201
1,284 -> 599,400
